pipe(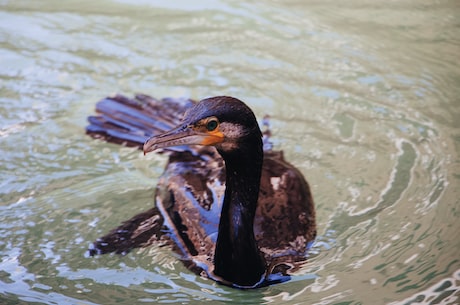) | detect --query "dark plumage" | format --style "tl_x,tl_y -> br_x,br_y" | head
86,94 -> 316,288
